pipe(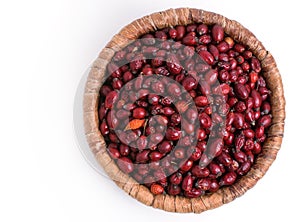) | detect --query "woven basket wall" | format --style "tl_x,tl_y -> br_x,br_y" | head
83,8 -> 285,213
